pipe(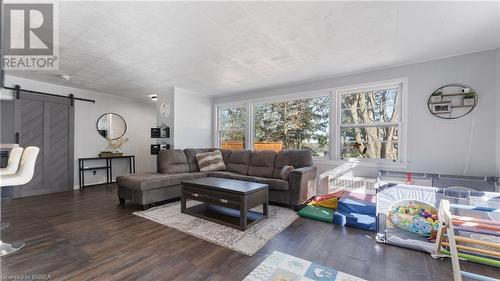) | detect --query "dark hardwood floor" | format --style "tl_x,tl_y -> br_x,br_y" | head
1,185 -> 498,281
